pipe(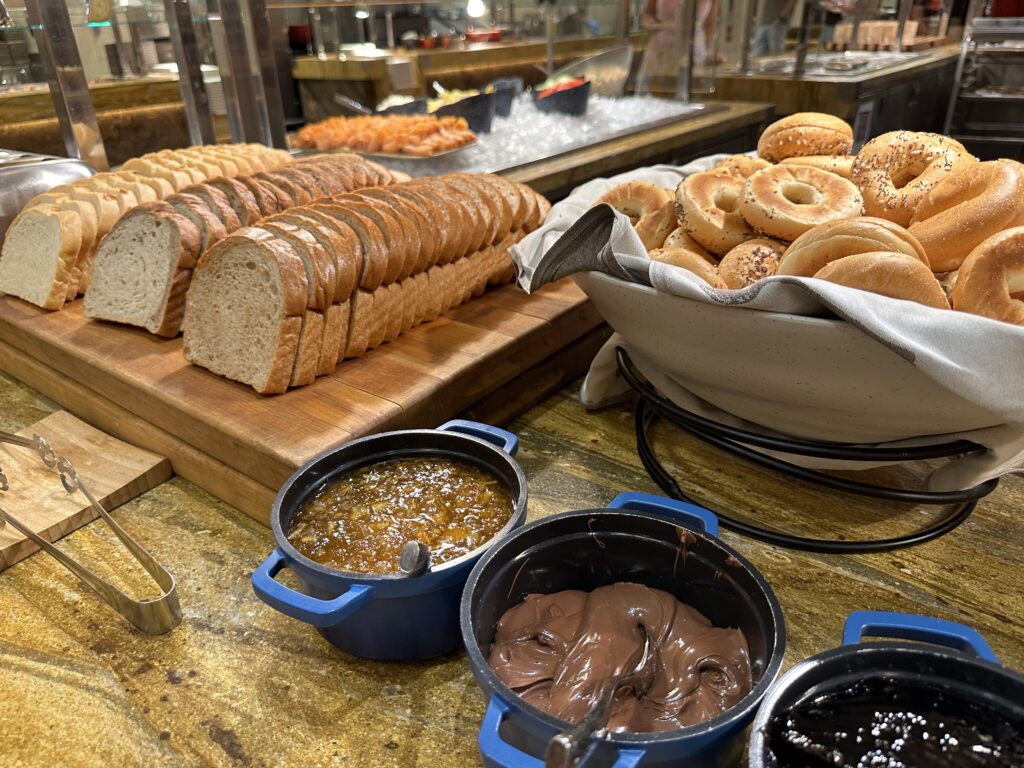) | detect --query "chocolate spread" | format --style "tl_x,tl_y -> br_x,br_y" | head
487,583 -> 753,733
